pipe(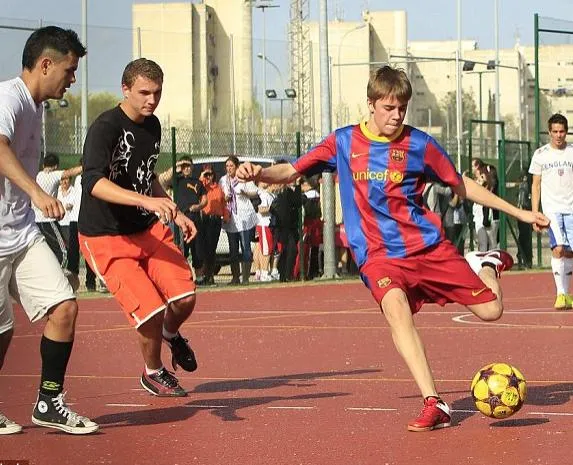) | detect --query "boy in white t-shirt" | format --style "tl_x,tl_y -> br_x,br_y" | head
0,26 -> 97,434
35,153 -> 81,268
253,181 -> 275,282
530,113 -> 573,309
